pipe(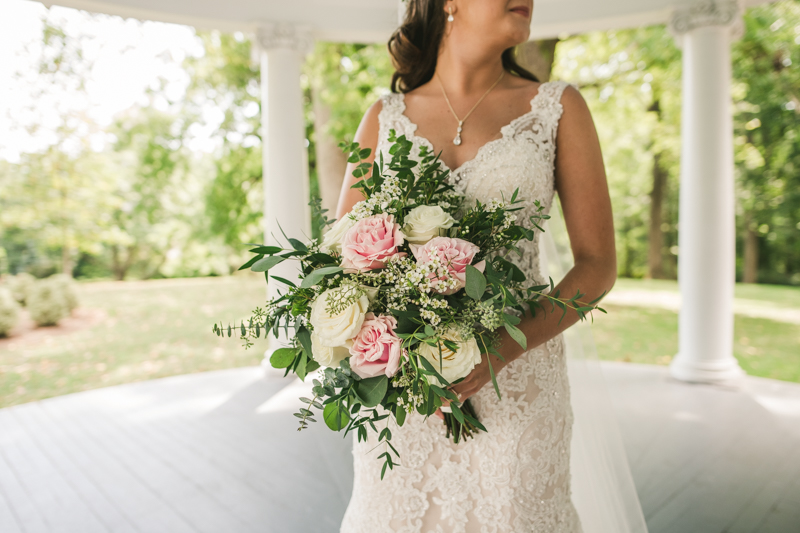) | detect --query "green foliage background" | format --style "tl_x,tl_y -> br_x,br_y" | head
0,1 -> 797,285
